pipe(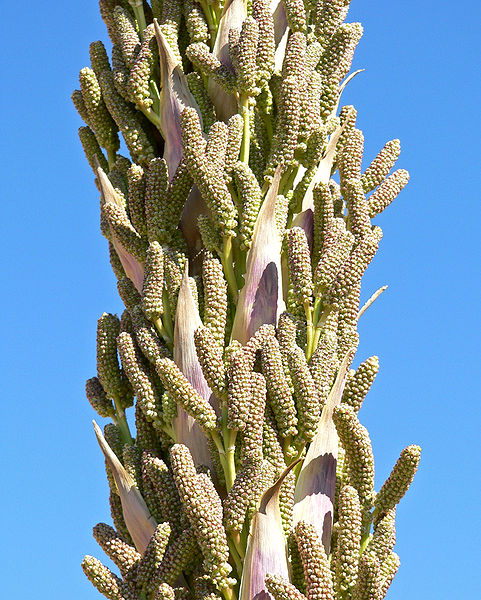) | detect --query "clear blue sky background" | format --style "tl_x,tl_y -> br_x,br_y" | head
1,1 -> 480,598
